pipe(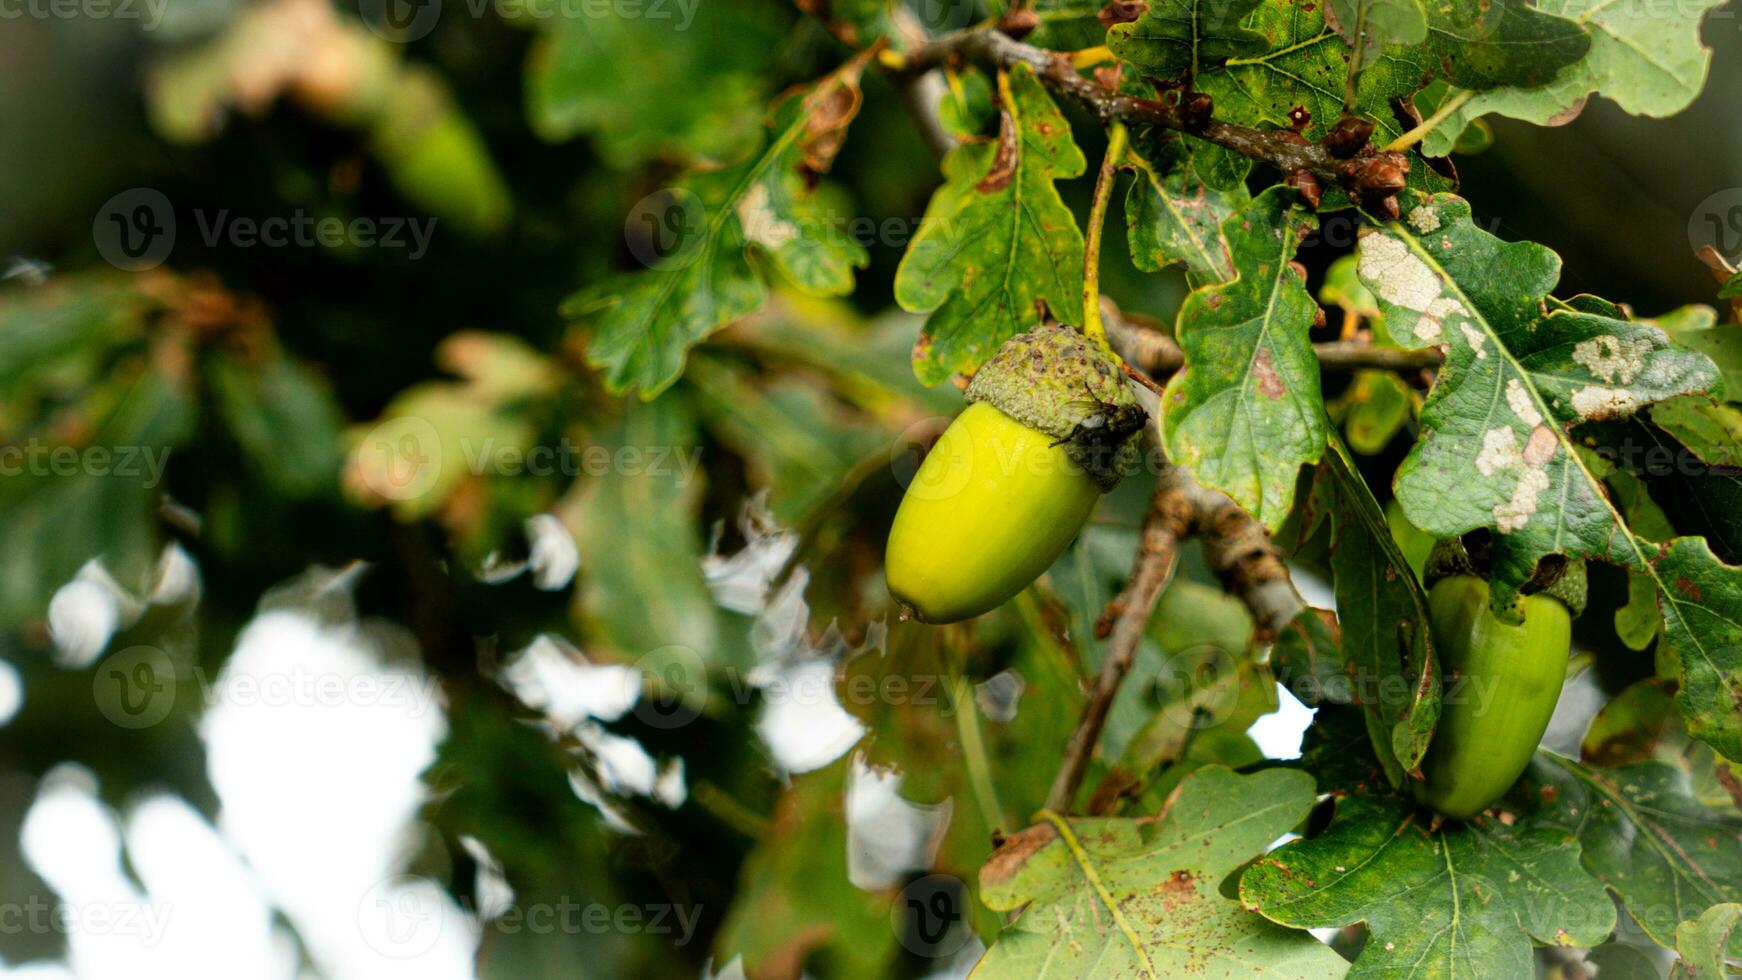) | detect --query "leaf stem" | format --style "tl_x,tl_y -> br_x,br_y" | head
691,780 -> 773,841
1384,89 -> 1474,153
952,675 -> 1010,835
1343,2 -> 1367,114
1071,45 -> 1113,69
1082,122 -> 1128,345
